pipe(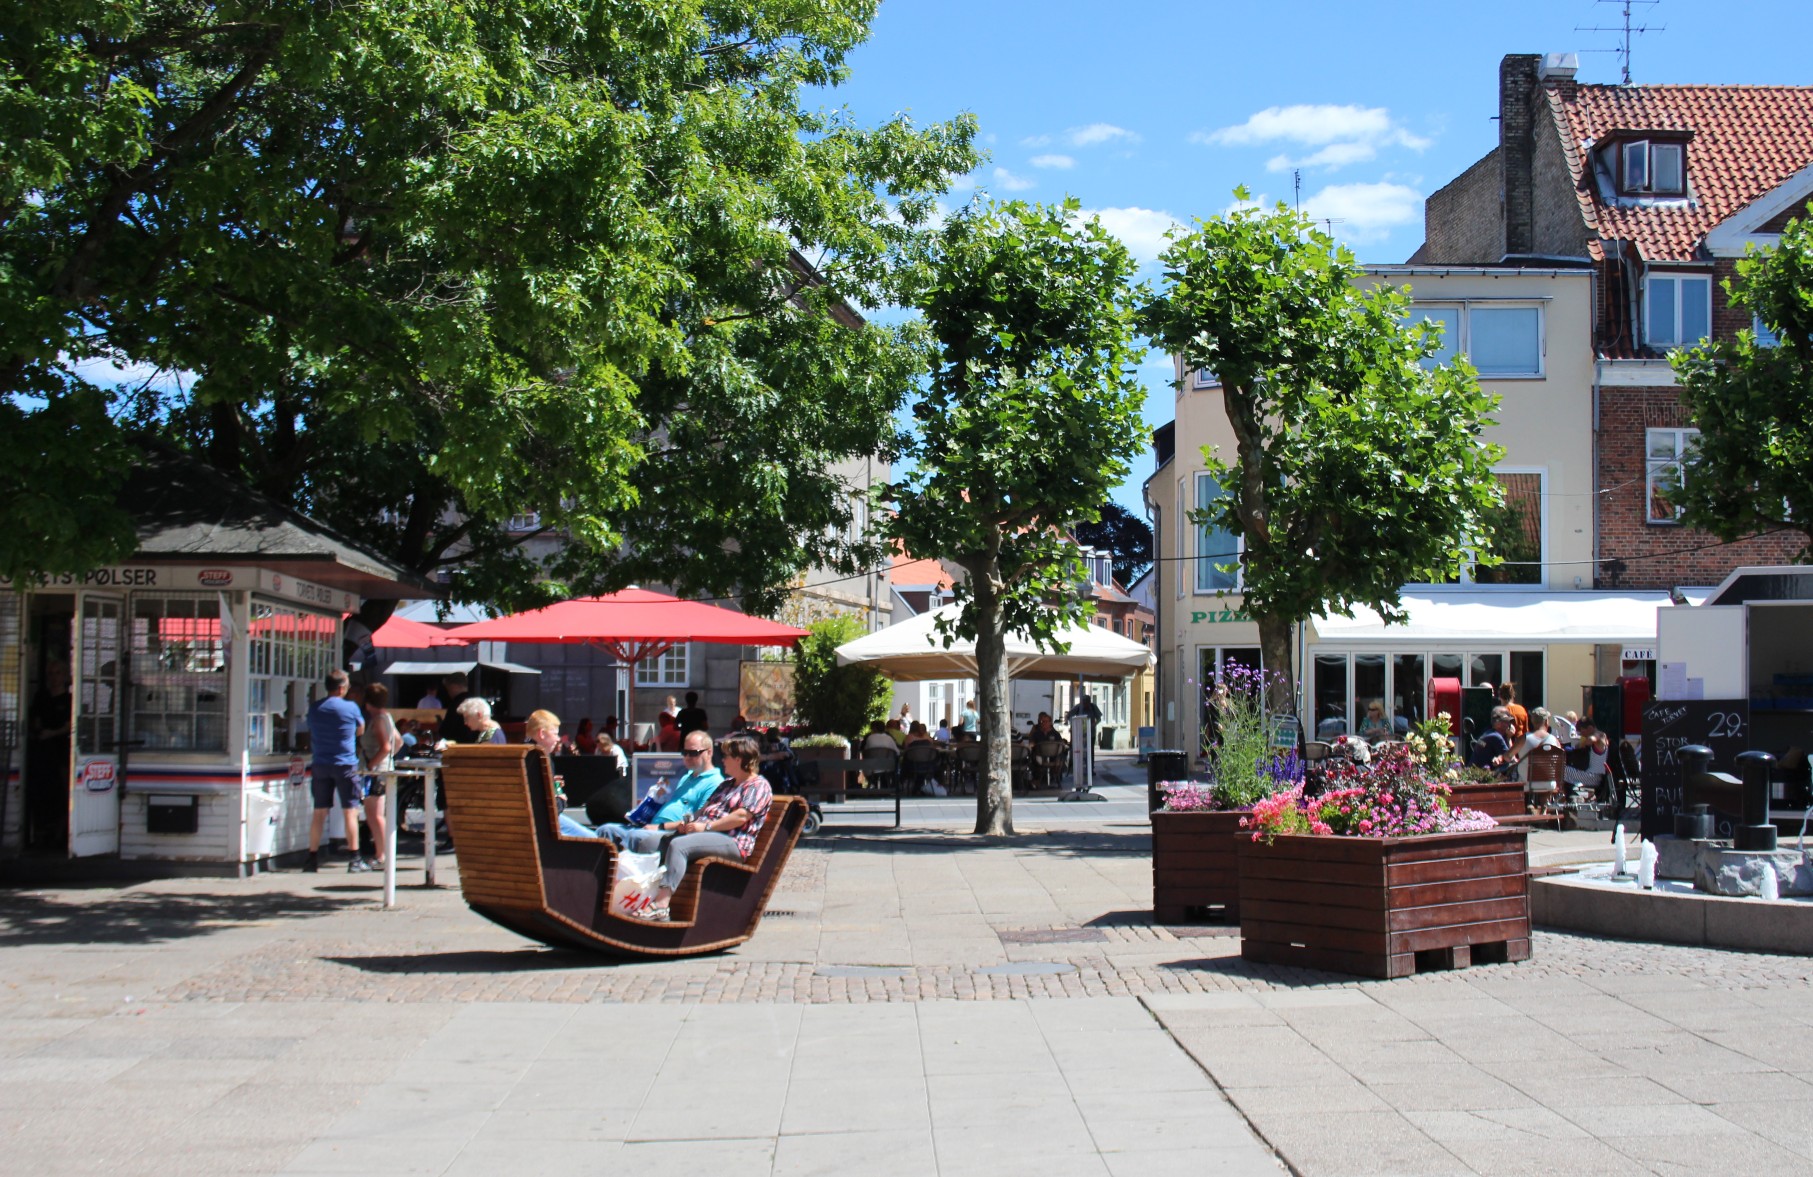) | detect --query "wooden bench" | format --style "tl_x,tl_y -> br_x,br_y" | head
791,756 -> 902,827
440,744 -> 805,958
